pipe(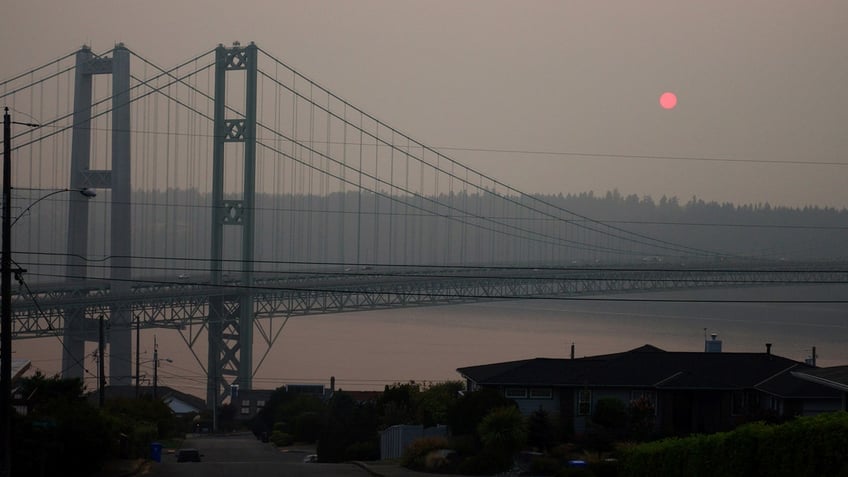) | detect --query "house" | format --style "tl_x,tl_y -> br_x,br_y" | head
791,365 -> 848,411
87,385 -> 207,416
234,388 -> 274,421
457,344 -> 843,436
